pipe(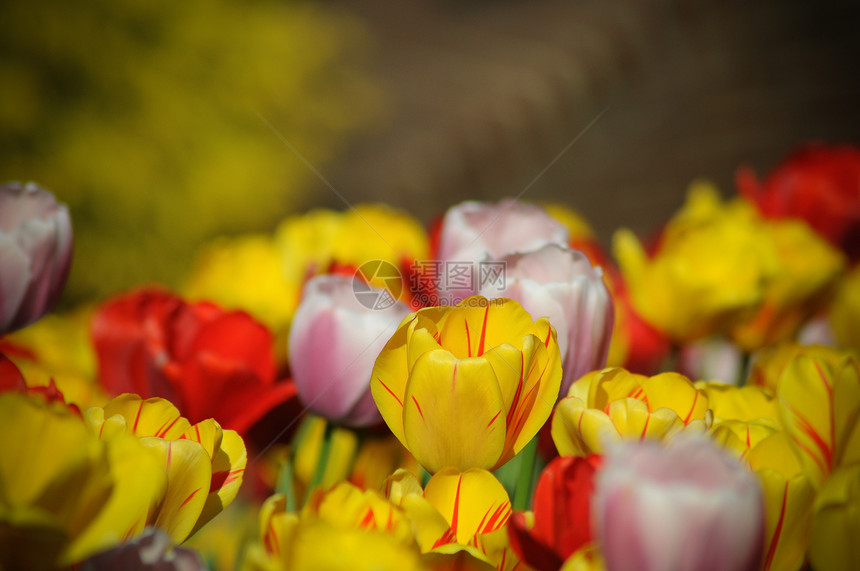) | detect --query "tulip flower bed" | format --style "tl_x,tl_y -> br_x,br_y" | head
1,142 -> 859,570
